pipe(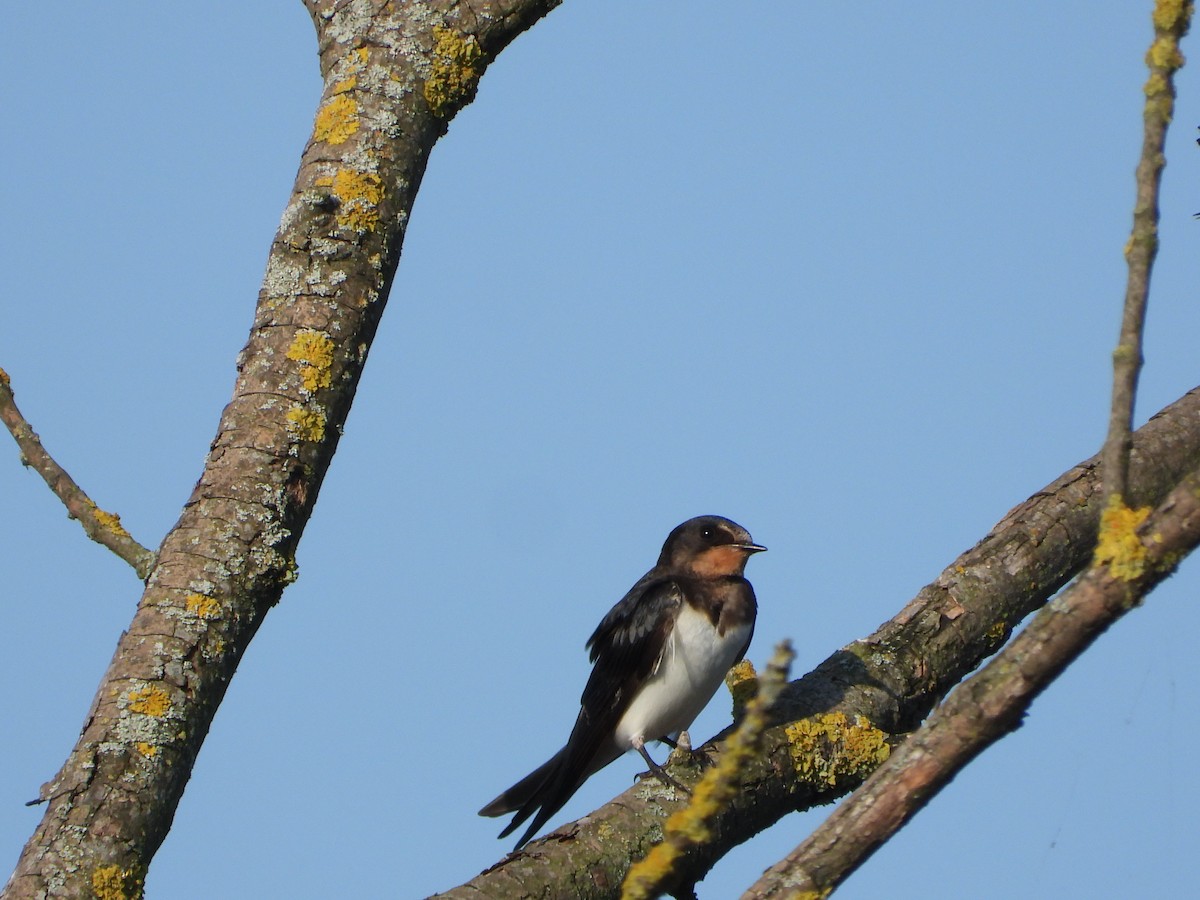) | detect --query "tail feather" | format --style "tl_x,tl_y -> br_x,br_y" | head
478,748 -> 564,818
481,740 -> 624,850
479,745 -> 592,851
505,791 -> 566,849
501,757 -> 588,849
